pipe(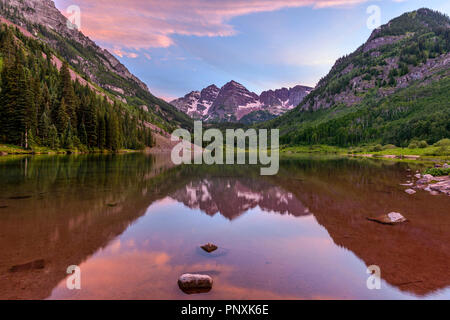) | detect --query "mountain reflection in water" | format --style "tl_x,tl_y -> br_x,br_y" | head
0,154 -> 449,300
